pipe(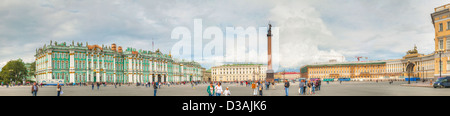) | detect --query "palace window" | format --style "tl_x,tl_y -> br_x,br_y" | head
447,61 -> 450,71
448,21 -> 450,30
447,39 -> 450,50
440,23 -> 443,32
440,39 -> 444,50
